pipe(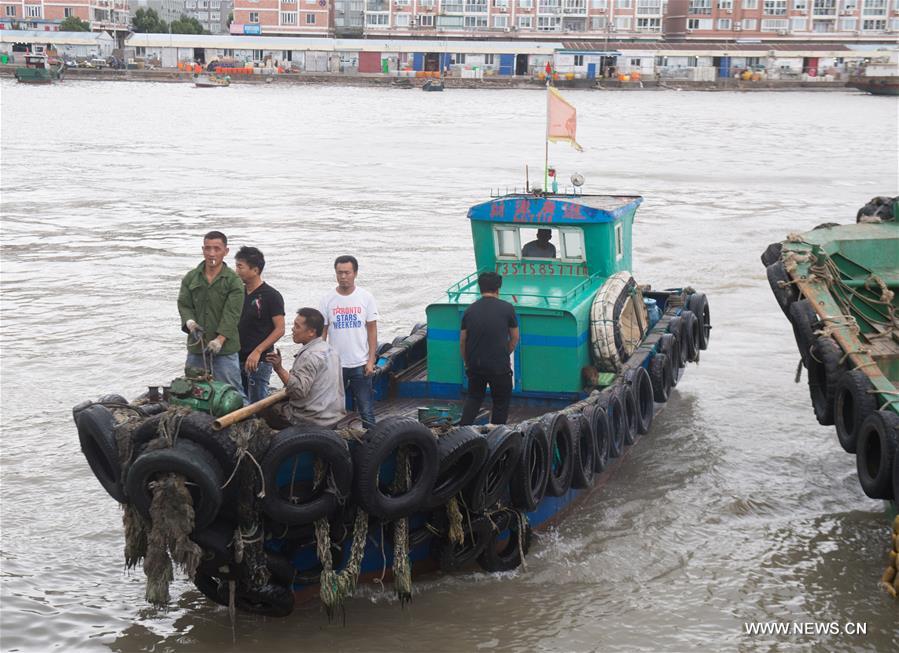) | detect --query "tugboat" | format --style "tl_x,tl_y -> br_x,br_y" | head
72,183 -> 712,617
762,196 -> 899,596
194,74 -> 231,88
847,51 -> 899,96
14,53 -> 65,84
